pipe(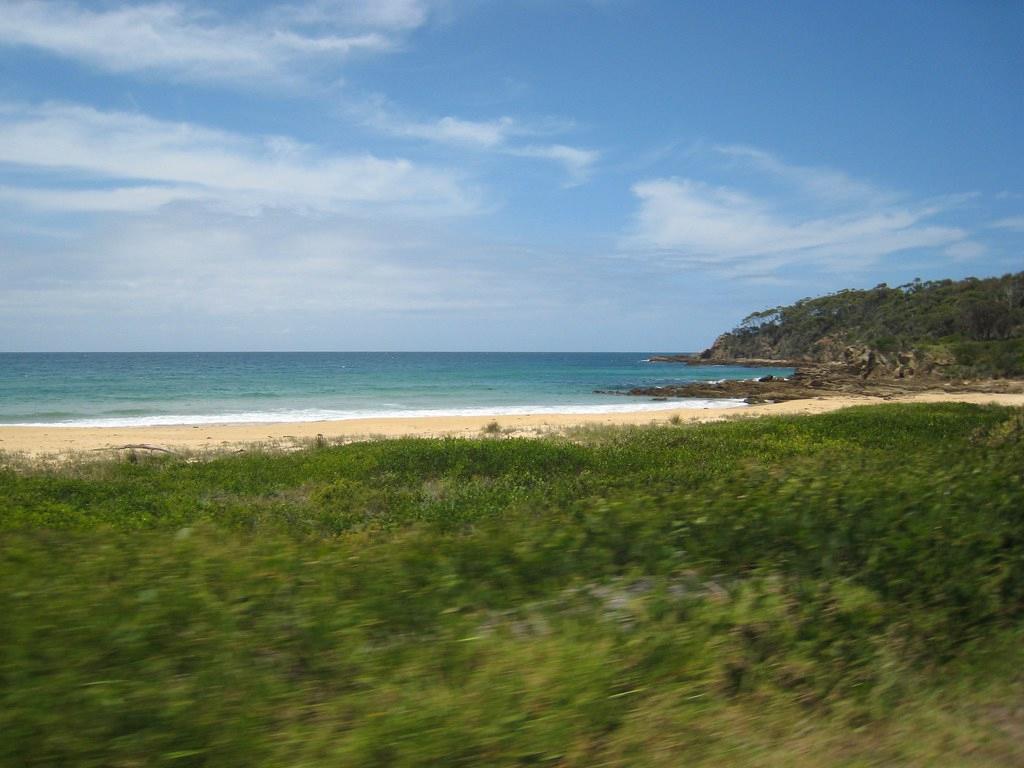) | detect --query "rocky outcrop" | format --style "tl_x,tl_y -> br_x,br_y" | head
621,364 -> 1023,404
699,333 -> 784,363
647,353 -> 796,367
842,346 -> 917,379
700,332 -> 950,381
646,354 -> 698,363
836,345 -> 960,380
